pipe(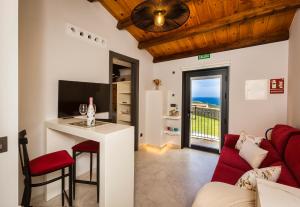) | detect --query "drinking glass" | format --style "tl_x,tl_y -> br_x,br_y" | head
79,104 -> 88,116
